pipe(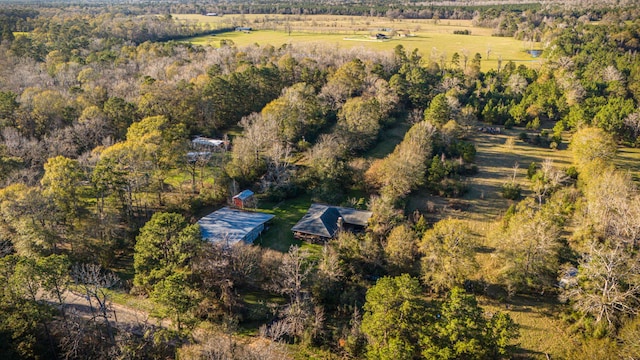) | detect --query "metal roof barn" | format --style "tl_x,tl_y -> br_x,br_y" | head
198,207 -> 274,244
192,137 -> 225,148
